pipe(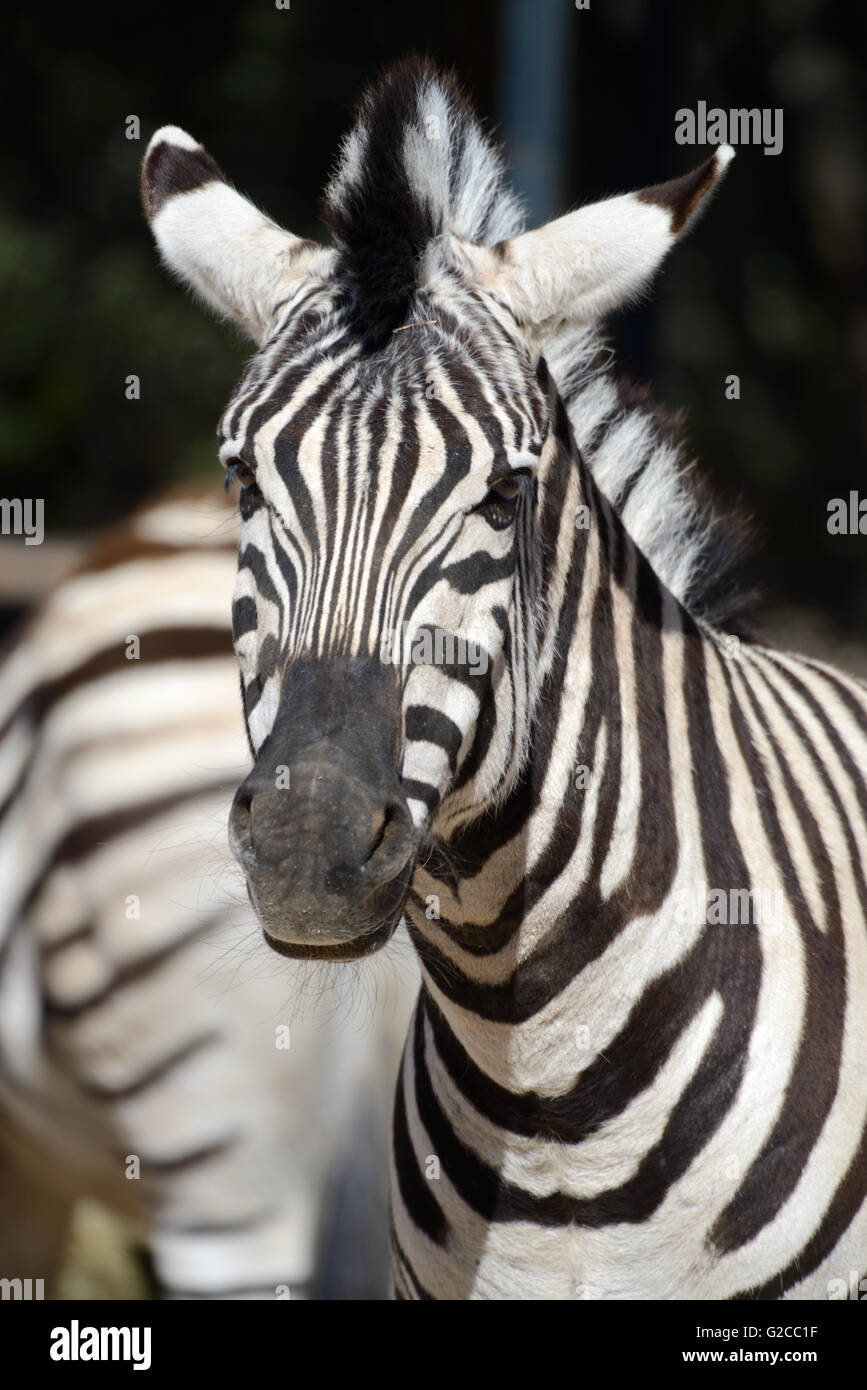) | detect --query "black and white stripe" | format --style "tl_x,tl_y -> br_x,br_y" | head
141,59 -> 867,1300
0,485 -> 415,1299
